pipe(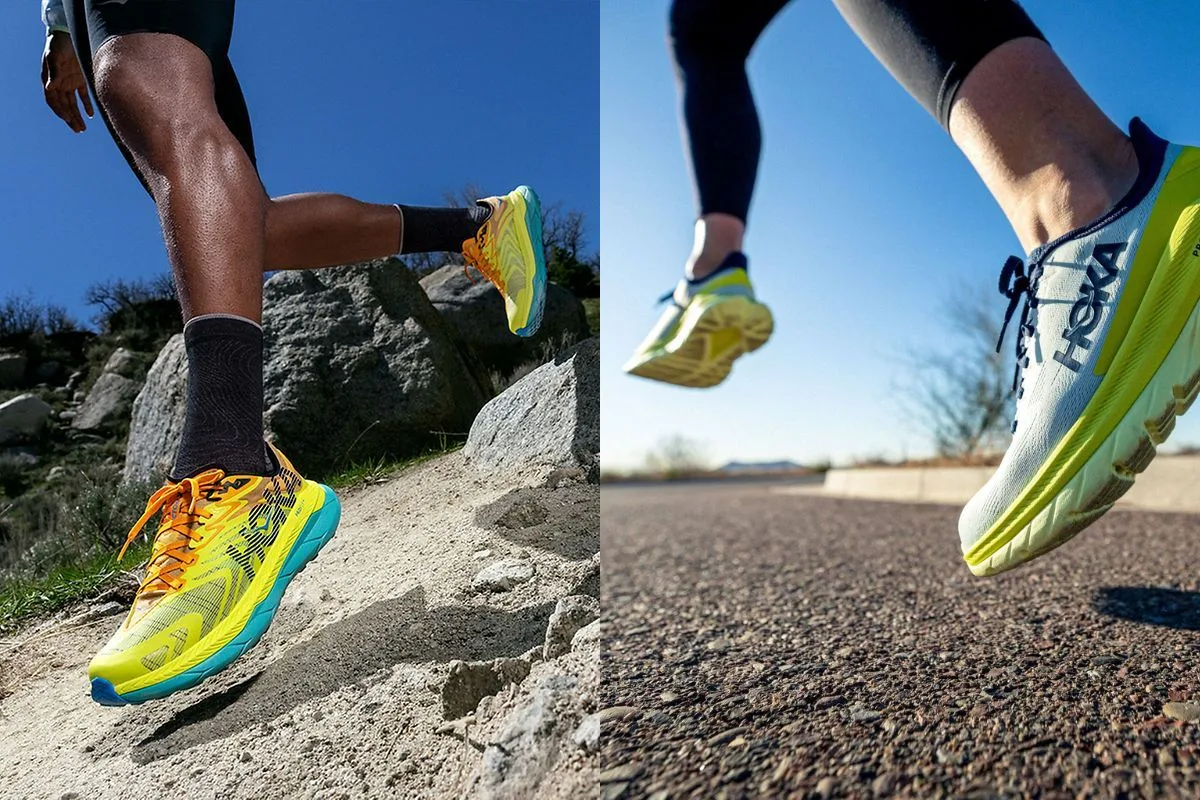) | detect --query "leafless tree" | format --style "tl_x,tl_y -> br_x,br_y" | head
644,435 -> 710,478
896,284 -> 1015,461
